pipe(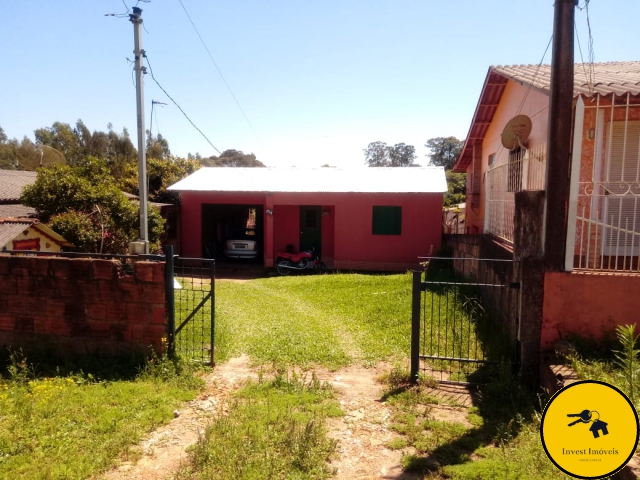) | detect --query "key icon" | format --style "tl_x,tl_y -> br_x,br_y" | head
567,409 -> 592,426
